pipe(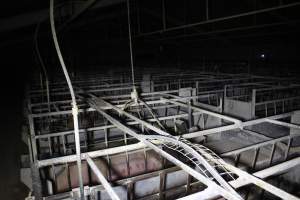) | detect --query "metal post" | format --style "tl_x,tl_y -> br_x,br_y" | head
185,174 -> 191,195
72,104 -> 85,199
188,100 -> 193,128
251,89 -> 256,119
251,148 -> 260,170
159,171 -> 166,199
28,115 -> 43,199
